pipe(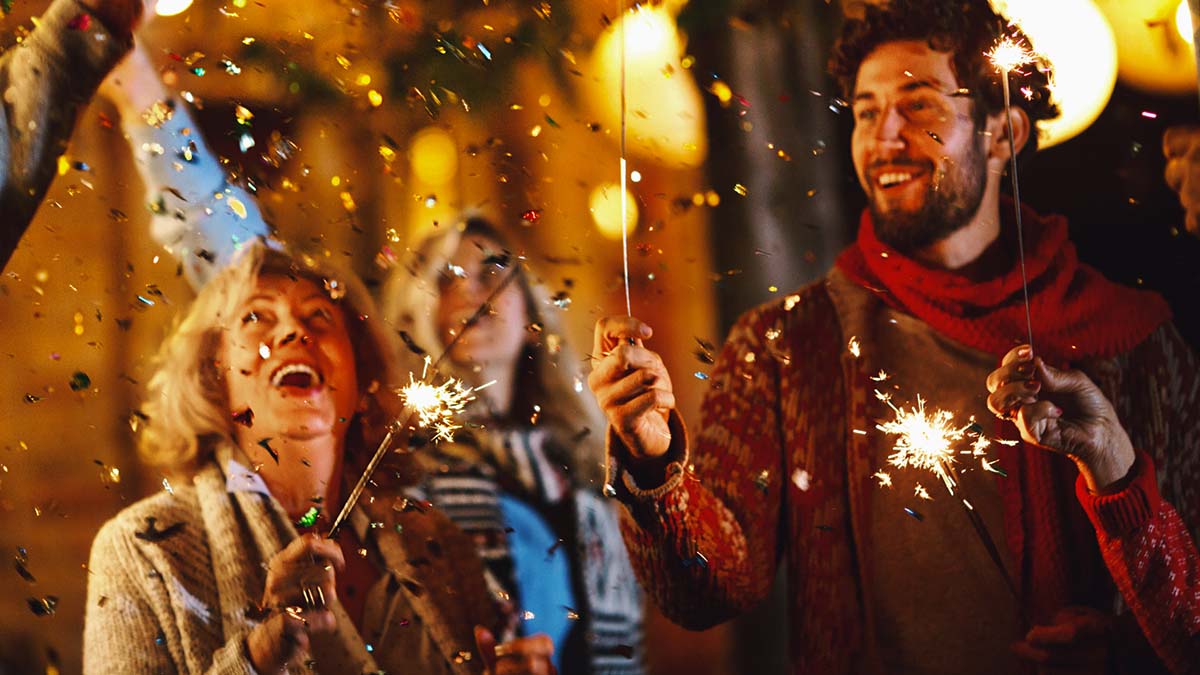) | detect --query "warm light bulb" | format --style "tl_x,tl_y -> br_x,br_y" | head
408,127 -> 458,186
992,0 -> 1118,147
1179,0 -> 1195,46
589,183 -> 638,240
155,0 -> 194,17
